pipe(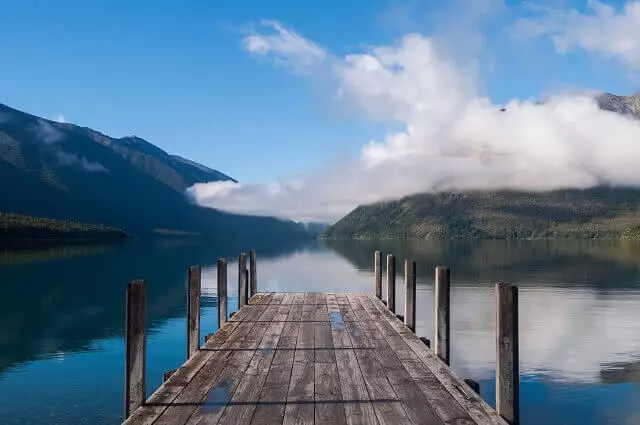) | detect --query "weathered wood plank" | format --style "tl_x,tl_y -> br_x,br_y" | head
334,348 -> 379,425
217,320 -> 285,424
434,266 -> 450,365
315,362 -> 347,424
386,254 -> 396,313
125,279 -> 146,419
374,251 -> 382,299
496,283 -> 519,425
187,266 -> 201,359
218,259 -> 228,328
283,360 -> 315,425
249,250 -> 257,297
123,320 -> 242,425
404,260 -> 416,332
365,294 -> 507,425
238,252 -> 247,308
